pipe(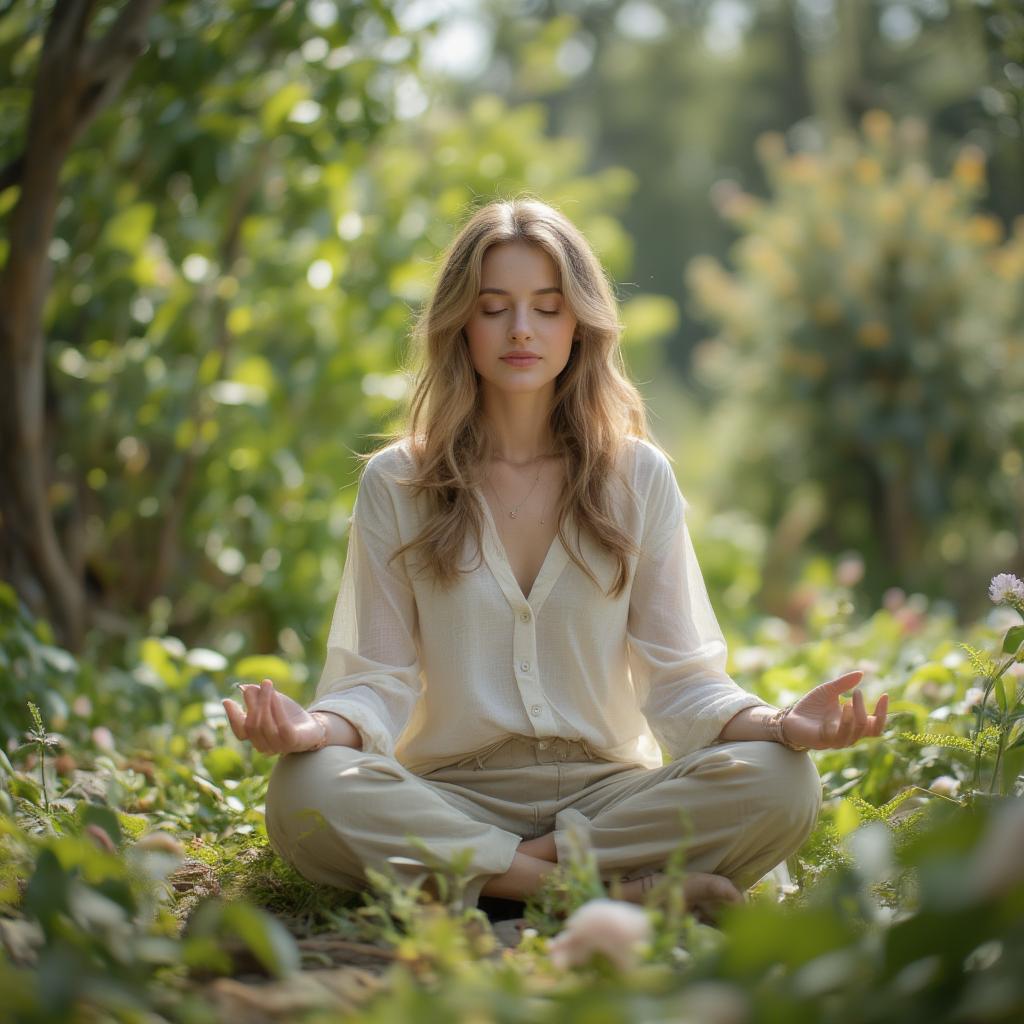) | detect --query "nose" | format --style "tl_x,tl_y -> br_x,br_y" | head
509,302 -> 533,340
